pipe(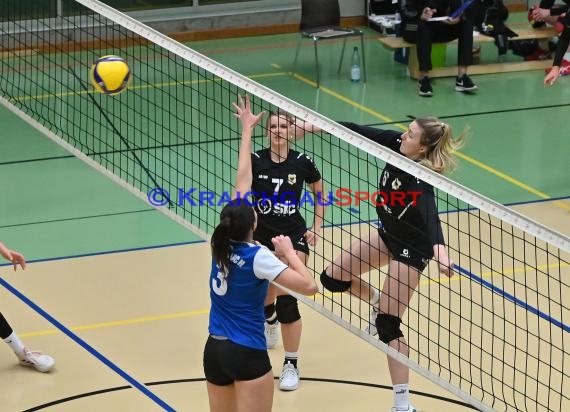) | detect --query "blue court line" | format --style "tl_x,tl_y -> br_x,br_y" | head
0,277 -> 176,412
454,264 -> 570,333
0,239 -> 205,267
